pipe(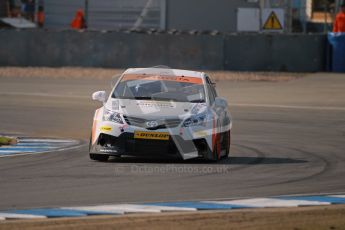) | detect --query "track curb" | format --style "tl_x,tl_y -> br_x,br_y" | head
0,137 -> 82,157
1,194 -> 344,220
